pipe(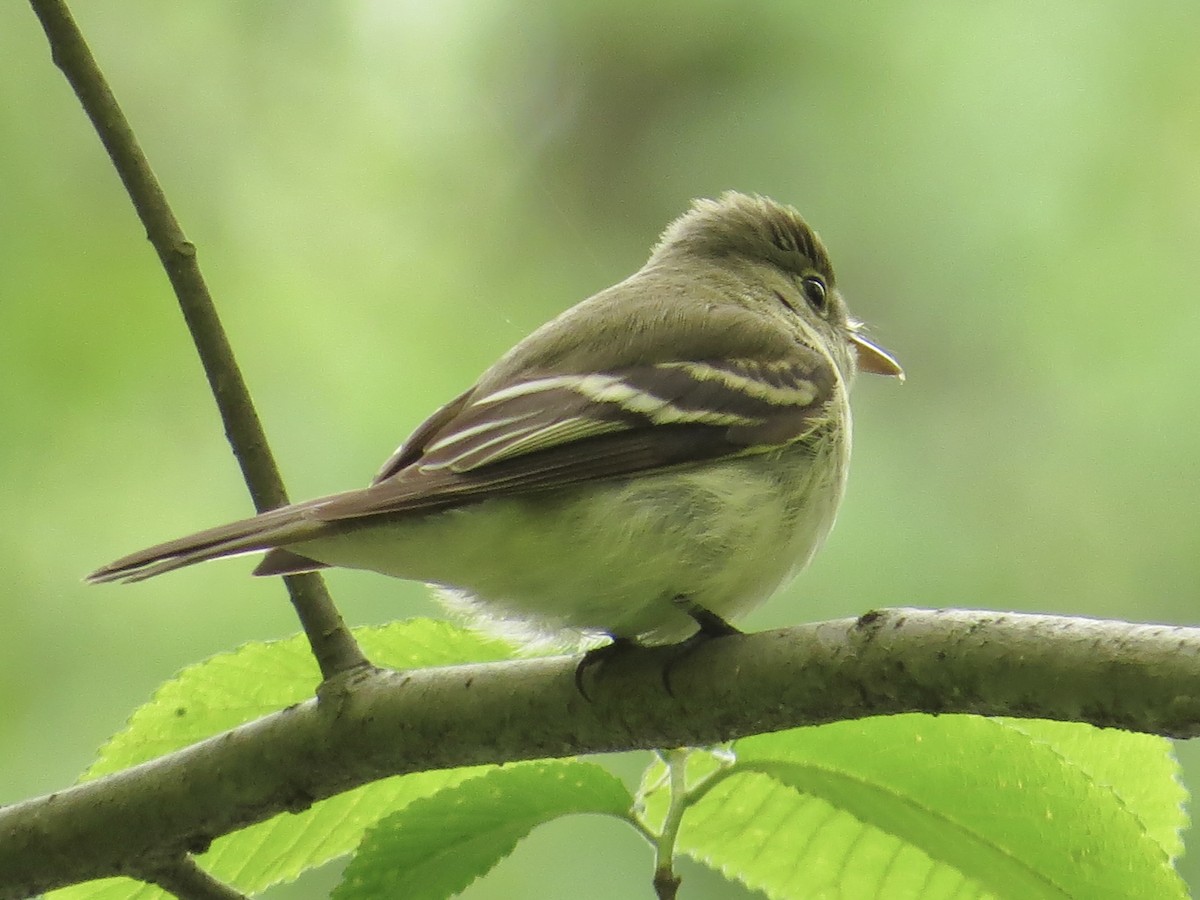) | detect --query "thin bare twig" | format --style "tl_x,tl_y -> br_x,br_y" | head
27,0 -> 367,680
